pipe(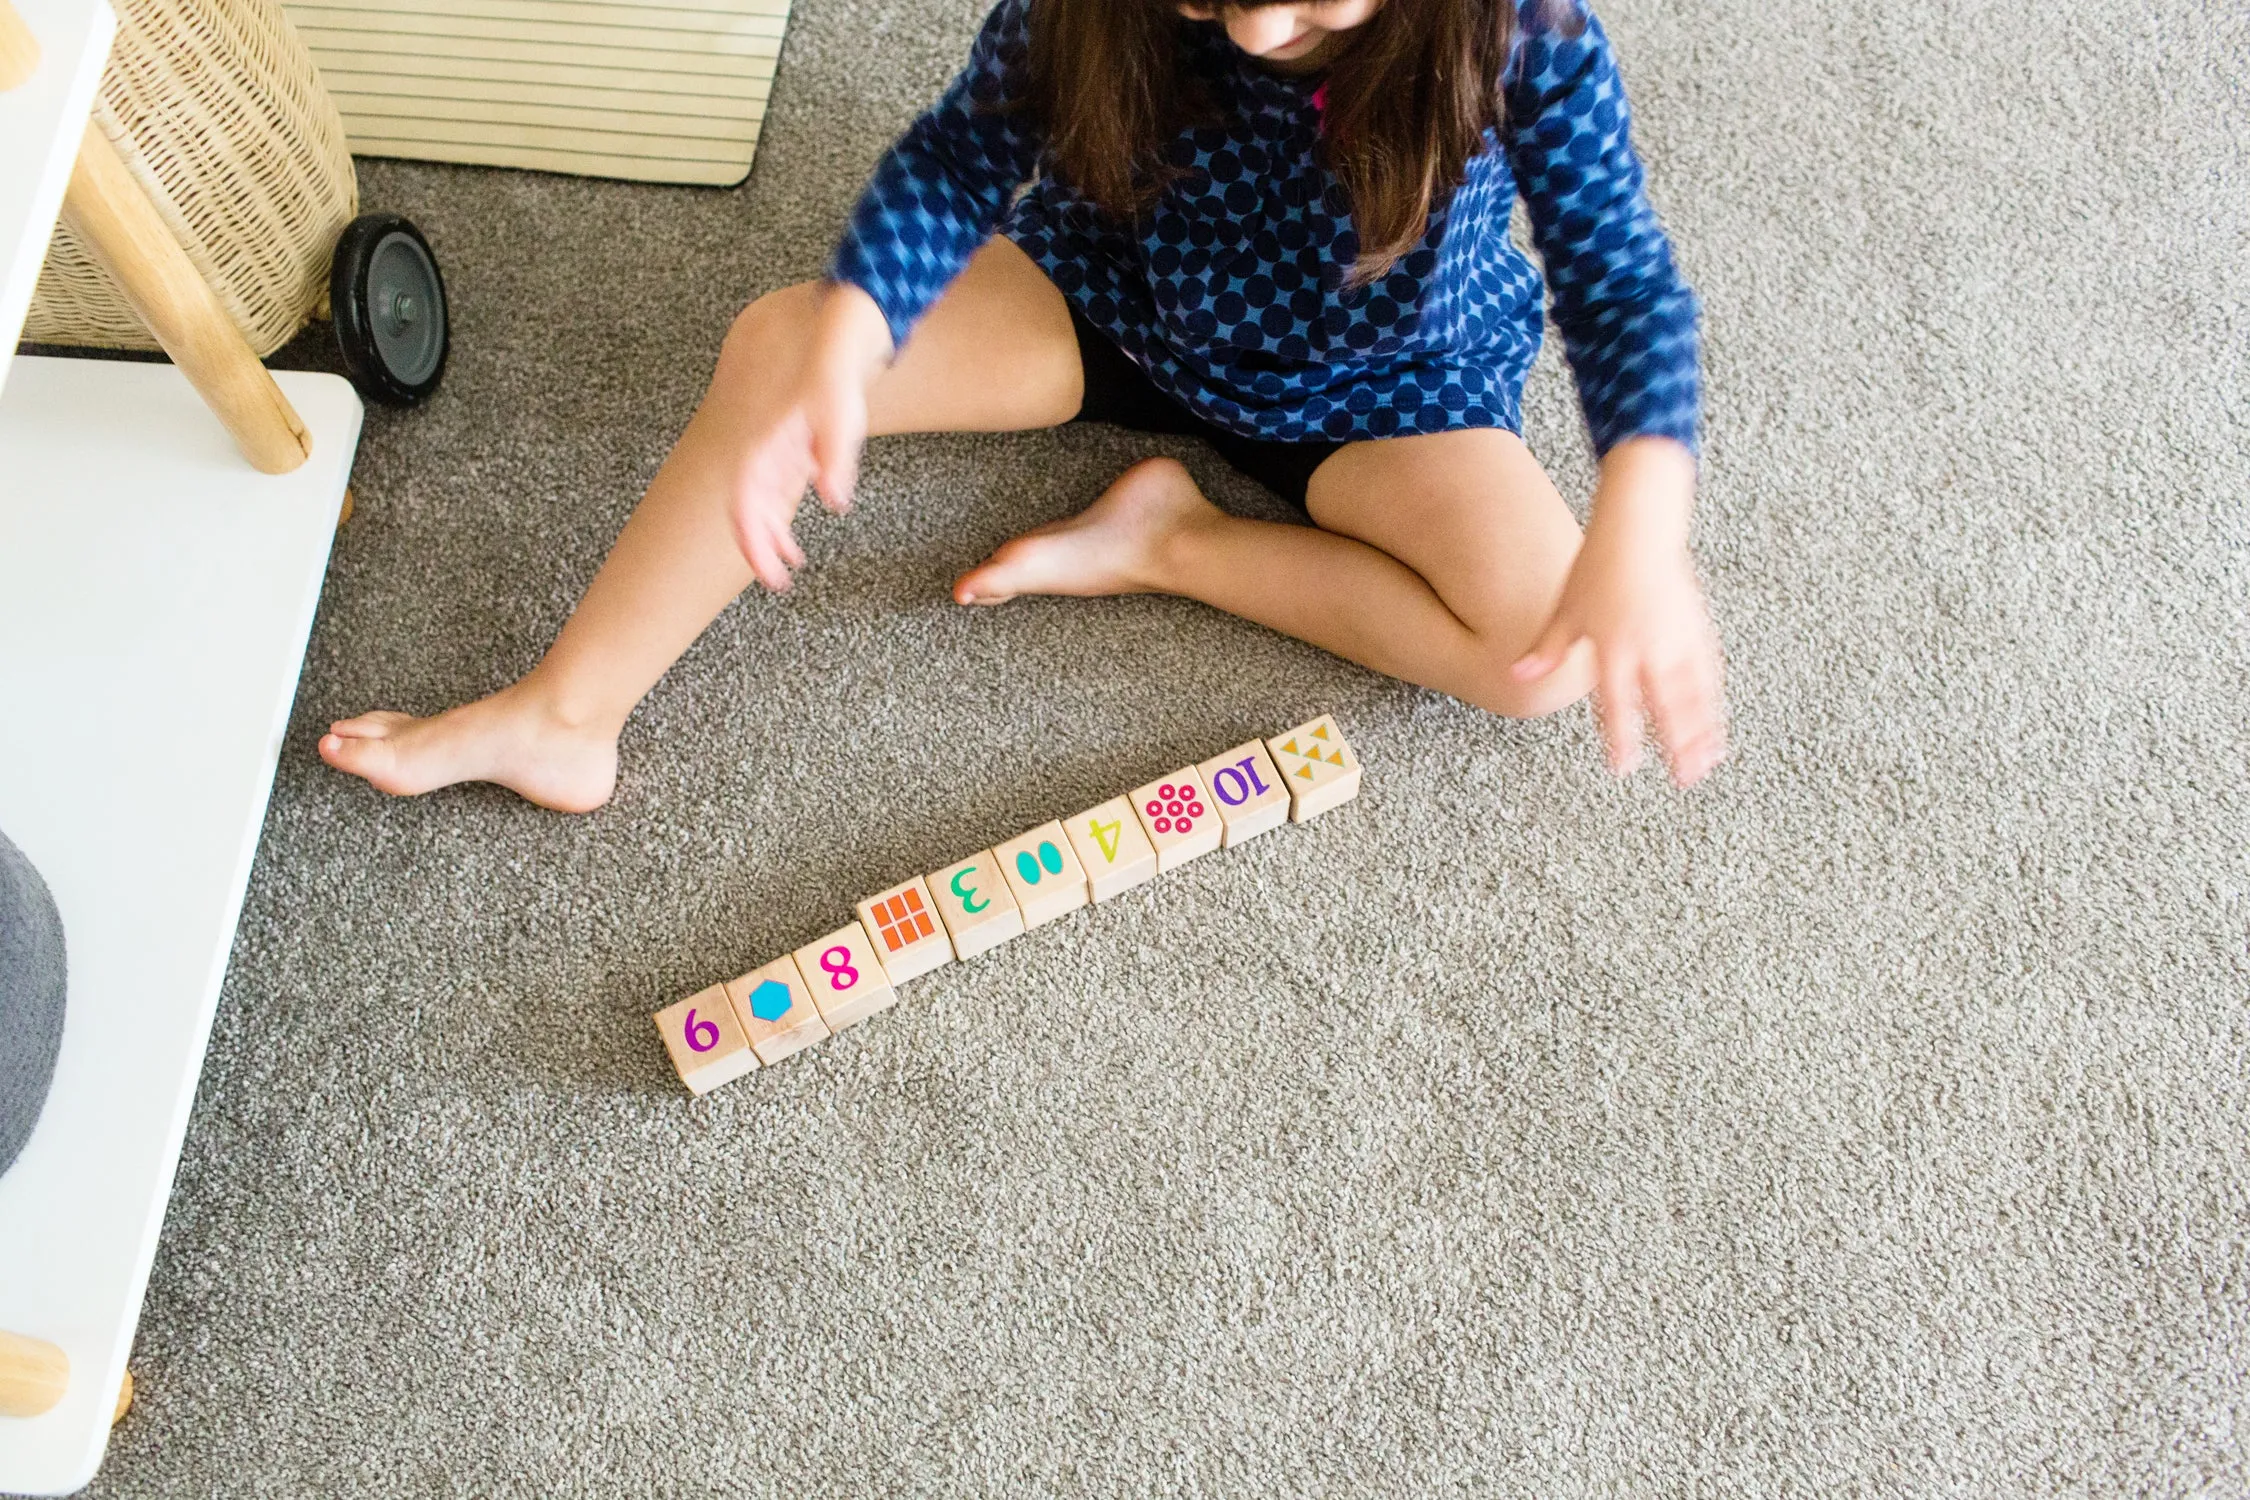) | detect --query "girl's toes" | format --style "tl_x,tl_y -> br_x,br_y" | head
328,710 -> 410,739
